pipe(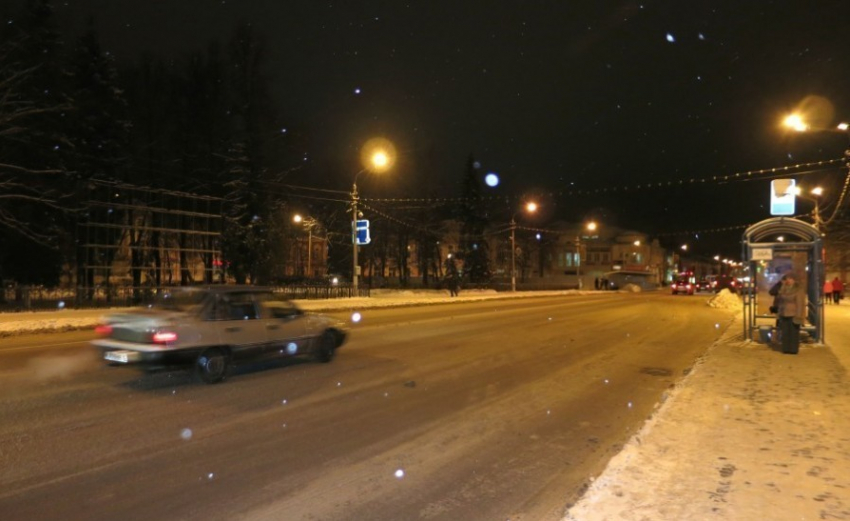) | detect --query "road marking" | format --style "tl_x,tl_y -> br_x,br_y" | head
0,340 -> 89,353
